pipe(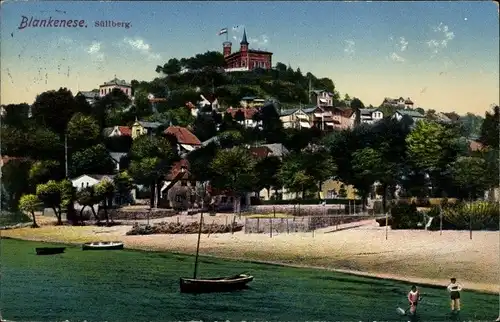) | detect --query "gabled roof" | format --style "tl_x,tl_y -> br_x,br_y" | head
137,121 -> 162,129
302,106 -> 320,114
165,126 -> 201,145
100,78 -> 131,87
71,174 -> 115,181
395,110 -> 424,118
249,146 -> 271,159
226,107 -> 258,120
118,126 -> 132,136
261,143 -> 289,157
108,152 -> 128,163
280,108 -> 299,116
359,108 -> 379,115
165,159 -> 191,181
